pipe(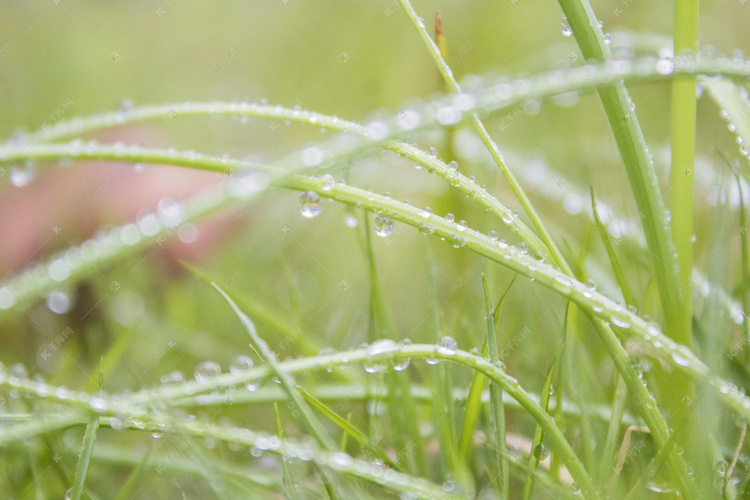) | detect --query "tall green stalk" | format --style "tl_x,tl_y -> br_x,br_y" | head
557,0 -> 687,348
